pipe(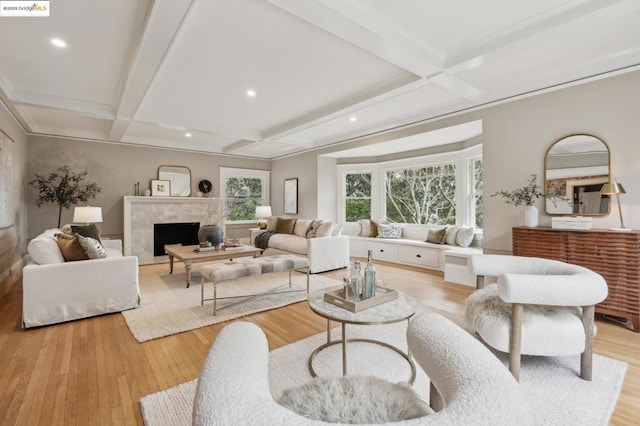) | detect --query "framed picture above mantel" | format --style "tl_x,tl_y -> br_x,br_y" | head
151,179 -> 171,197
284,178 -> 298,214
